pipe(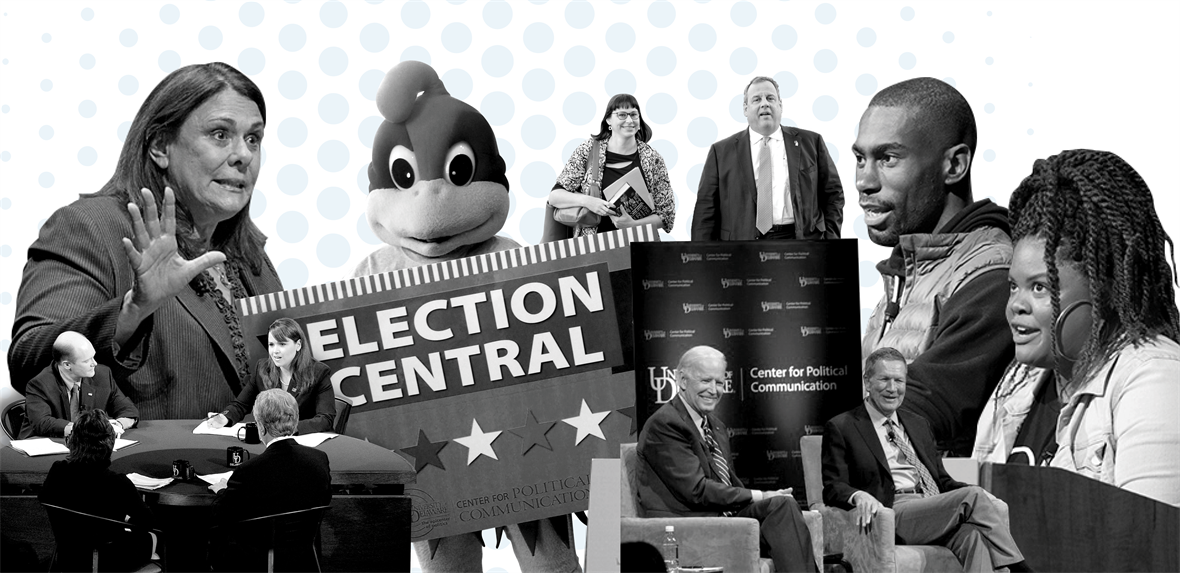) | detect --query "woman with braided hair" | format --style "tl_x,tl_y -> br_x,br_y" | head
973,149 -> 1180,506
